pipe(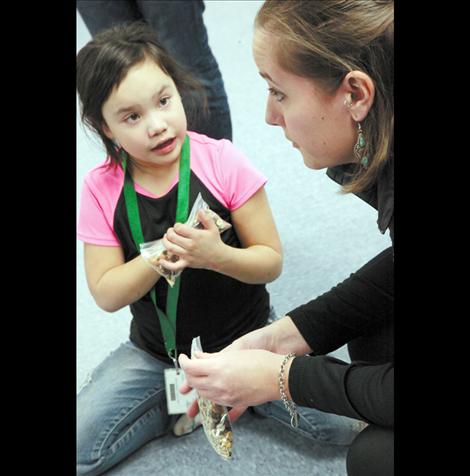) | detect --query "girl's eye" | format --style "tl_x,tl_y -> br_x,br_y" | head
159,96 -> 170,107
125,113 -> 140,123
268,87 -> 285,102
